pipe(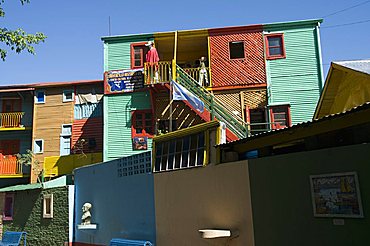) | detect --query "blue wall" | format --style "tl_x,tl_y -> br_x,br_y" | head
74,151 -> 156,245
